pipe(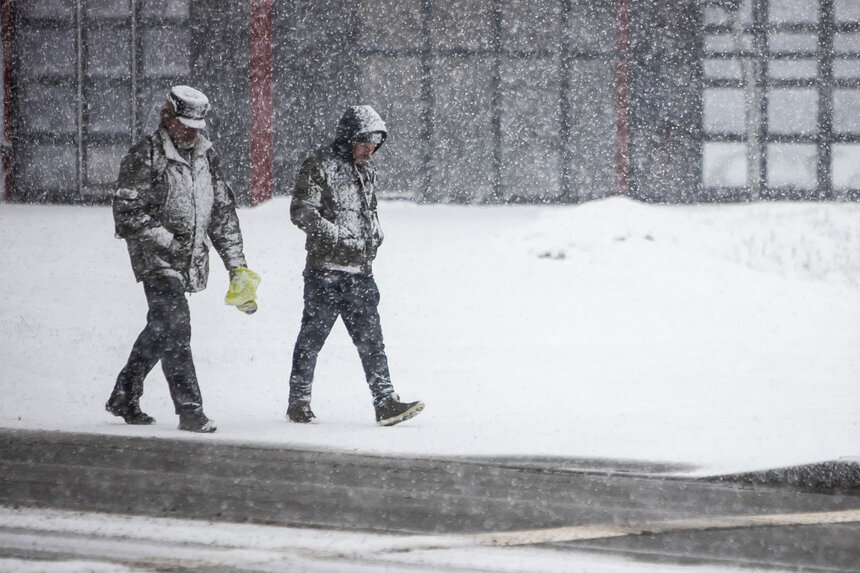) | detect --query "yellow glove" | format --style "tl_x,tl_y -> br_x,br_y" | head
225,267 -> 261,314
